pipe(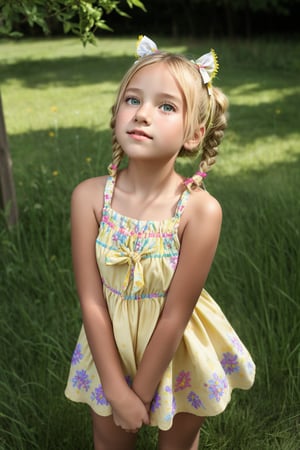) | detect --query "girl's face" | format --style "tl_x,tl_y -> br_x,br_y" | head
115,62 -> 193,165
